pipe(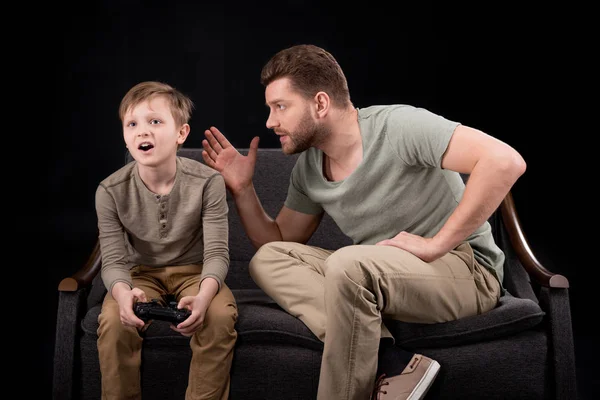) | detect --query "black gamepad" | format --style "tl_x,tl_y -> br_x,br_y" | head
133,299 -> 191,325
